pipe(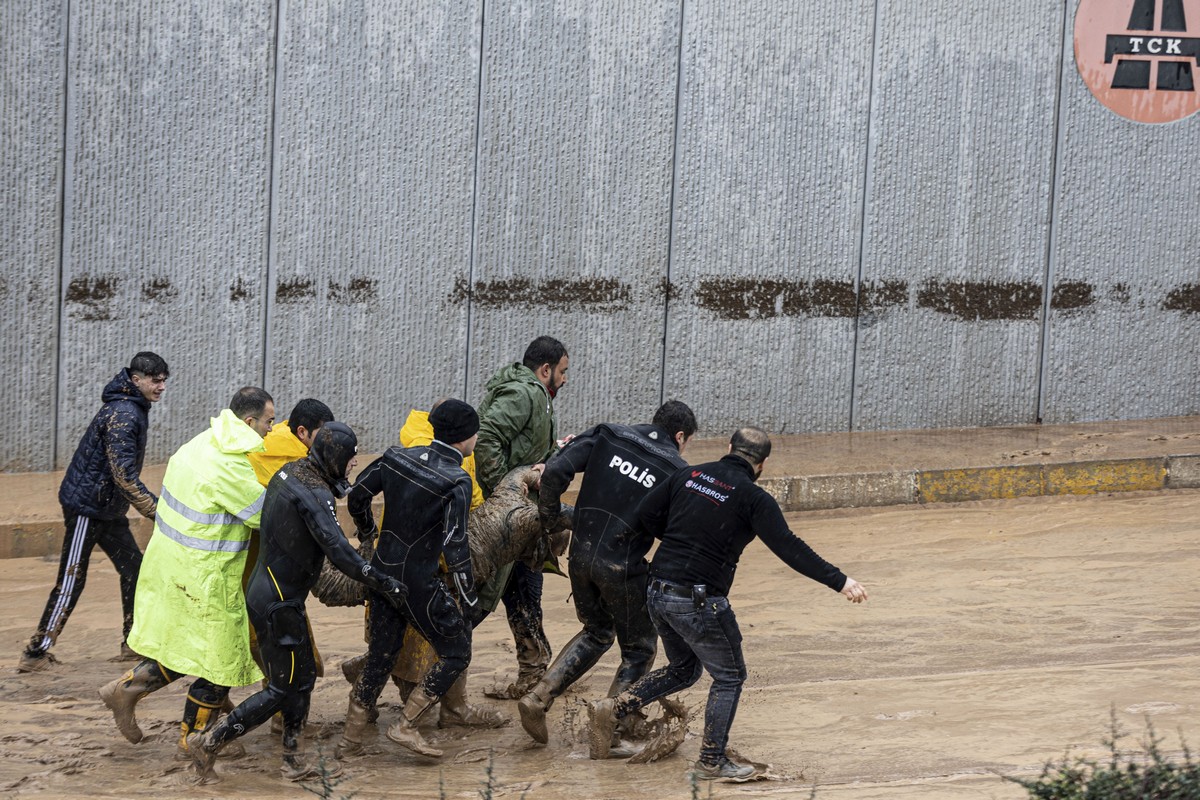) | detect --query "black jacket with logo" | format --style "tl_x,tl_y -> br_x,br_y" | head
249,456 -> 395,605
348,440 -> 476,606
637,454 -> 846,596
58,369 -> 157,520
538,423 -> 686,575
